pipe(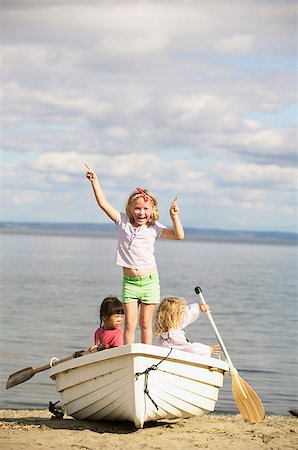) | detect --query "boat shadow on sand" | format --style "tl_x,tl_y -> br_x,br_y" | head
0,415 -> 178,434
